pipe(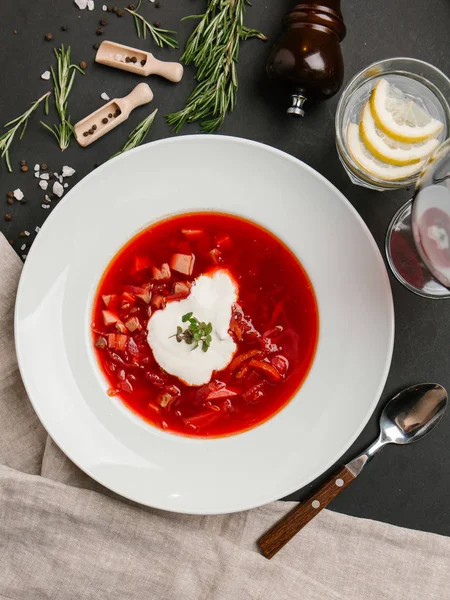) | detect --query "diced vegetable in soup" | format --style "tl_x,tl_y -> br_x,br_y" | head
91,212 -> 319,437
